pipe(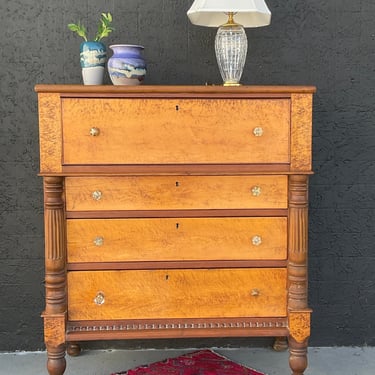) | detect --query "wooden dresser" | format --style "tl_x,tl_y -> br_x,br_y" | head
36,85 -> 315,375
